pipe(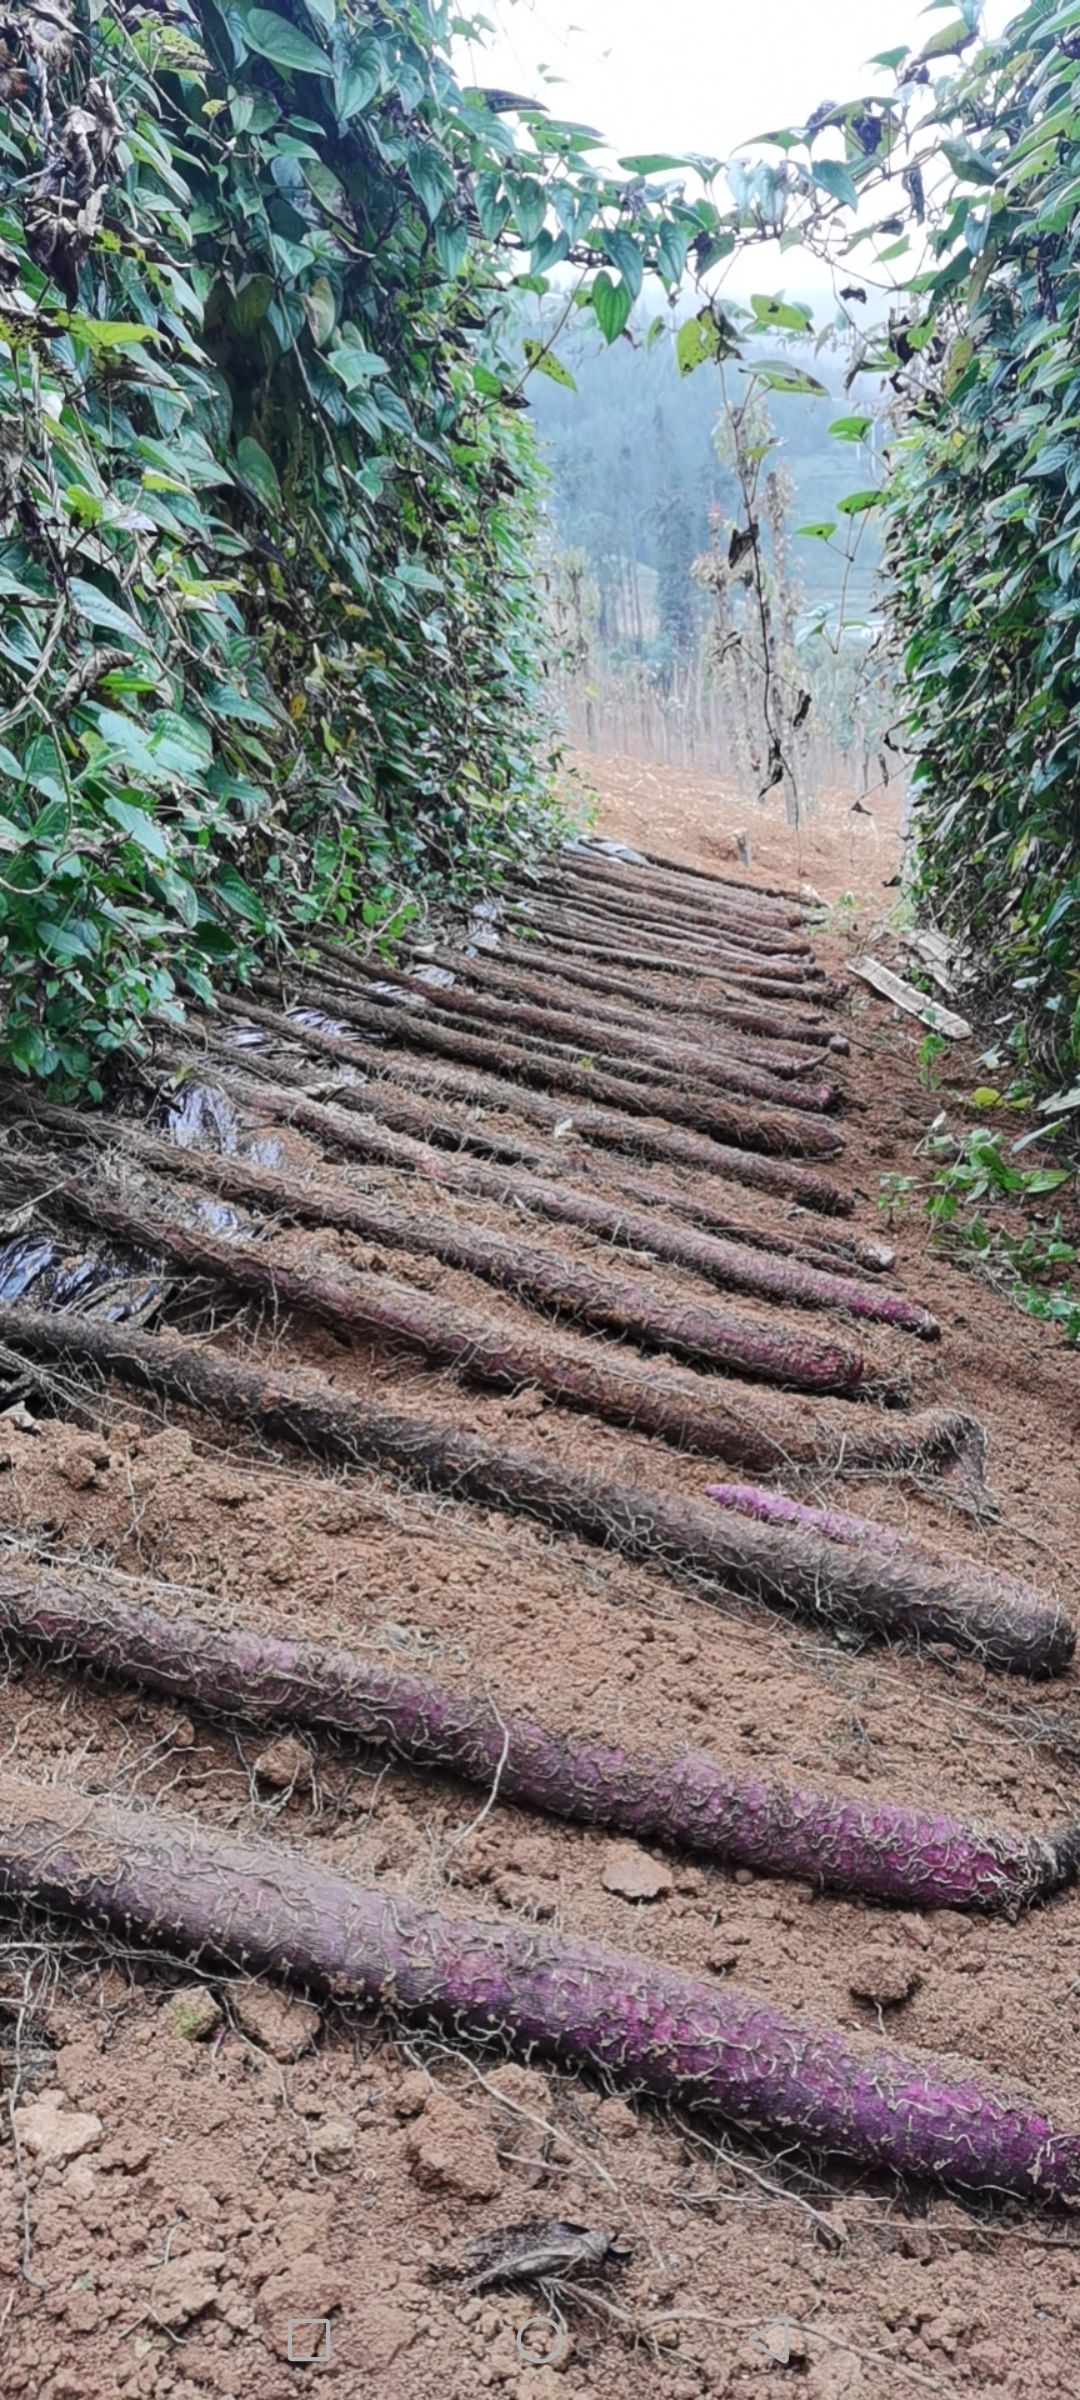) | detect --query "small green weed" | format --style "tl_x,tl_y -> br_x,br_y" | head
916,1031 -> 948,1089
917,1126 -> 1079,1342
878,1172 -> 917,1225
